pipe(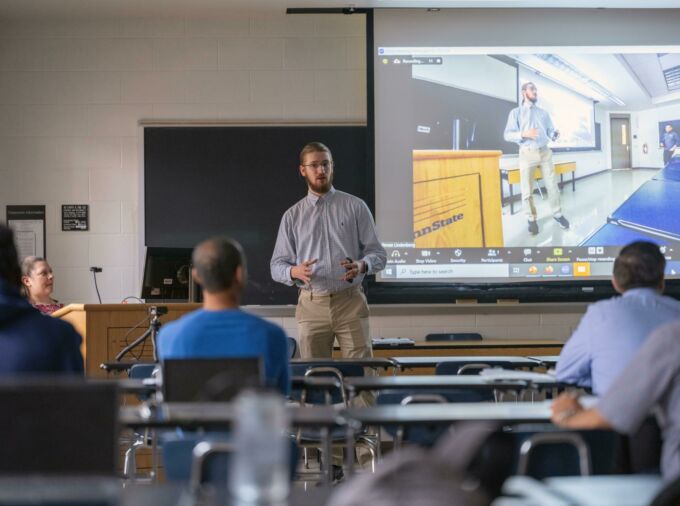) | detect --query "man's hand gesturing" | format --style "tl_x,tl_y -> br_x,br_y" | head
291,259 -> 318,285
